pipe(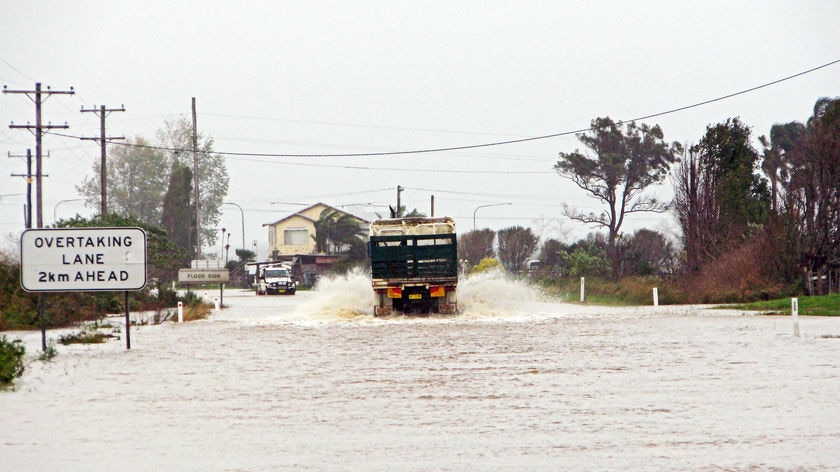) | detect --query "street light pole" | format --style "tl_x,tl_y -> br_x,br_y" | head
473,202 -> 512,230
53,198 -> 86,225
223,202 -> 245,250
